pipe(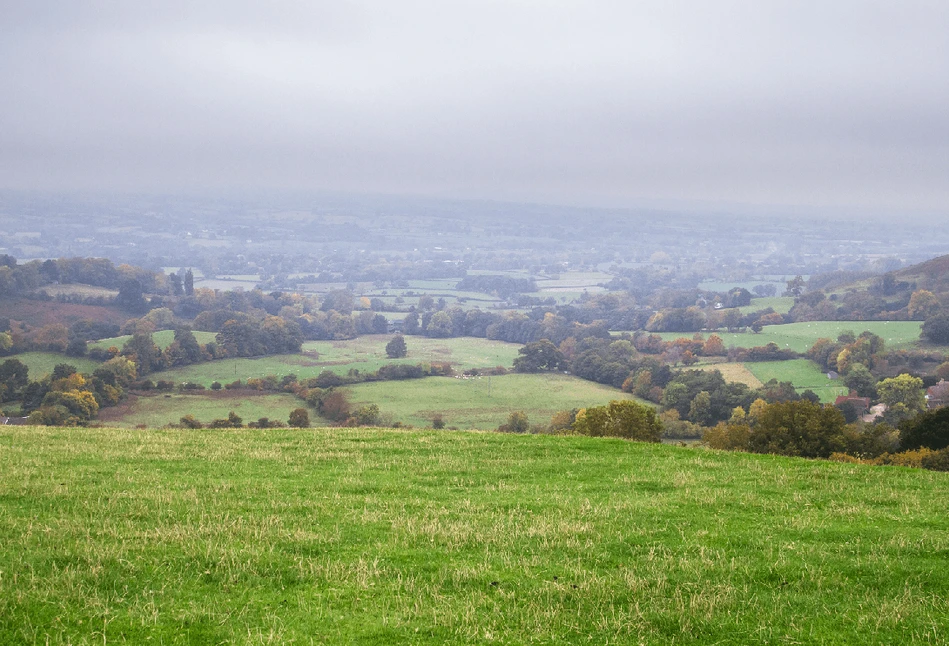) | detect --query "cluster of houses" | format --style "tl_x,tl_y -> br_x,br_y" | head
0,416 -> 28,425
833,378 -> 949,423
